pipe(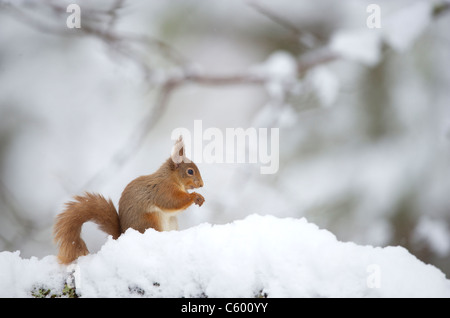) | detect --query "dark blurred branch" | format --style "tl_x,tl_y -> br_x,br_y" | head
0,180 -> 35,249
433,1 -> 450,17
247,1 -> 304,36
81,78 -> 180,190
247,1 -> 323,49
107,0 -> 126,29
